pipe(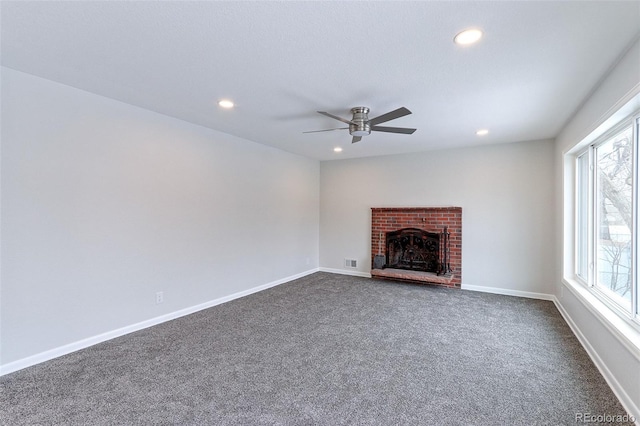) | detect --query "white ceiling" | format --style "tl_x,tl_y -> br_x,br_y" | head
2,1 -> 639,161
